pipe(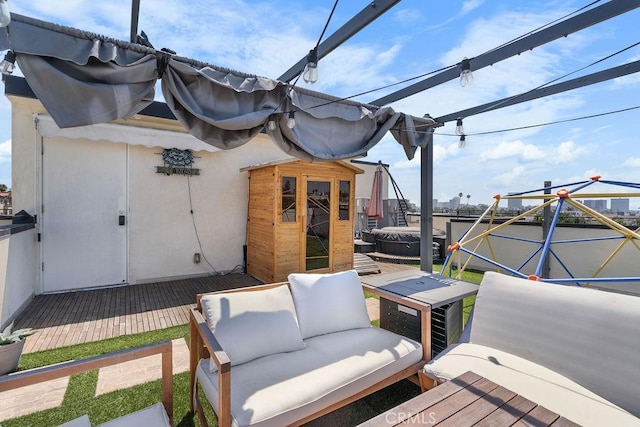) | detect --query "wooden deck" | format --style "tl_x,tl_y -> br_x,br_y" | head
14,274 -> 261,353
14,262 -> 415,354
